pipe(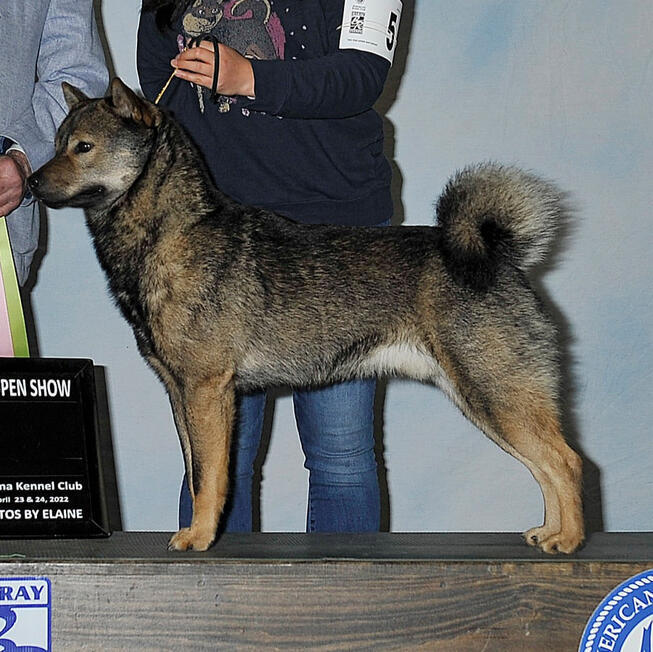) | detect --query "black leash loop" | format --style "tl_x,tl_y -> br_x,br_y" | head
188,33 -> 221,103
